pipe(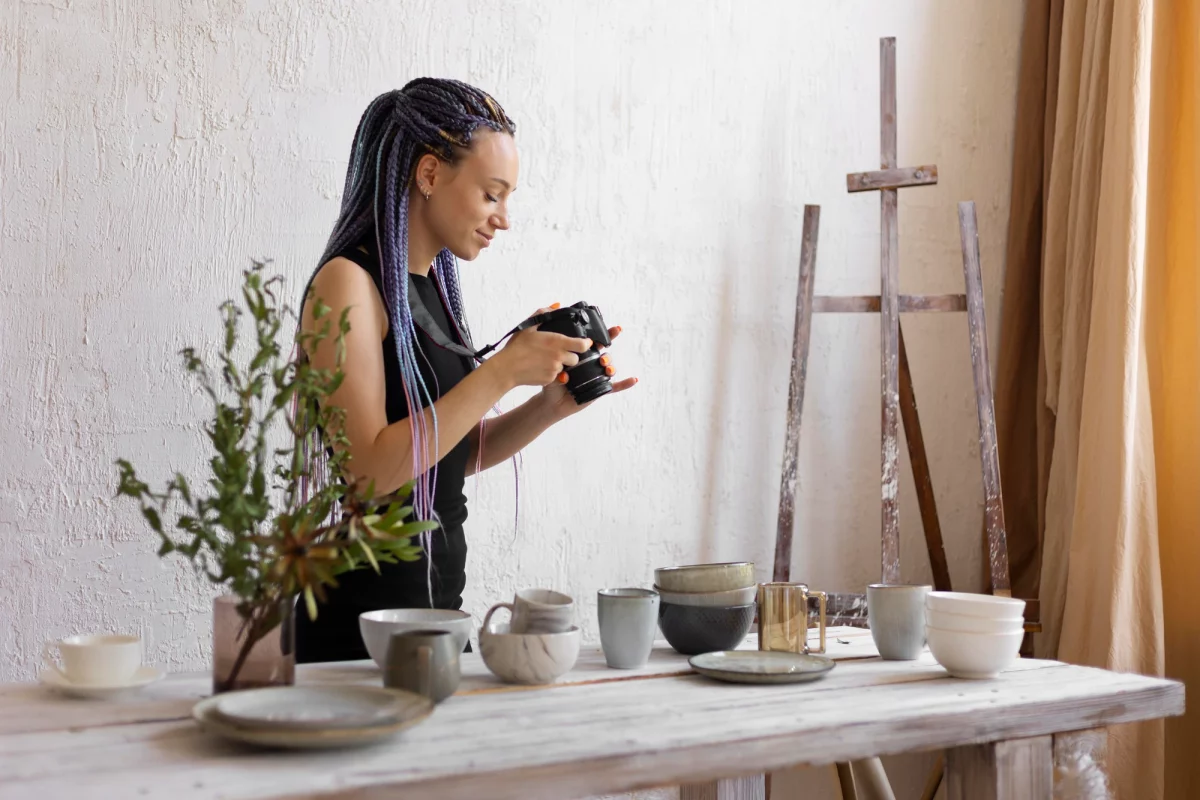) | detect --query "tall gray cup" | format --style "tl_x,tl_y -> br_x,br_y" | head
598,588 -> 660,669
384,629 -> 461,703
